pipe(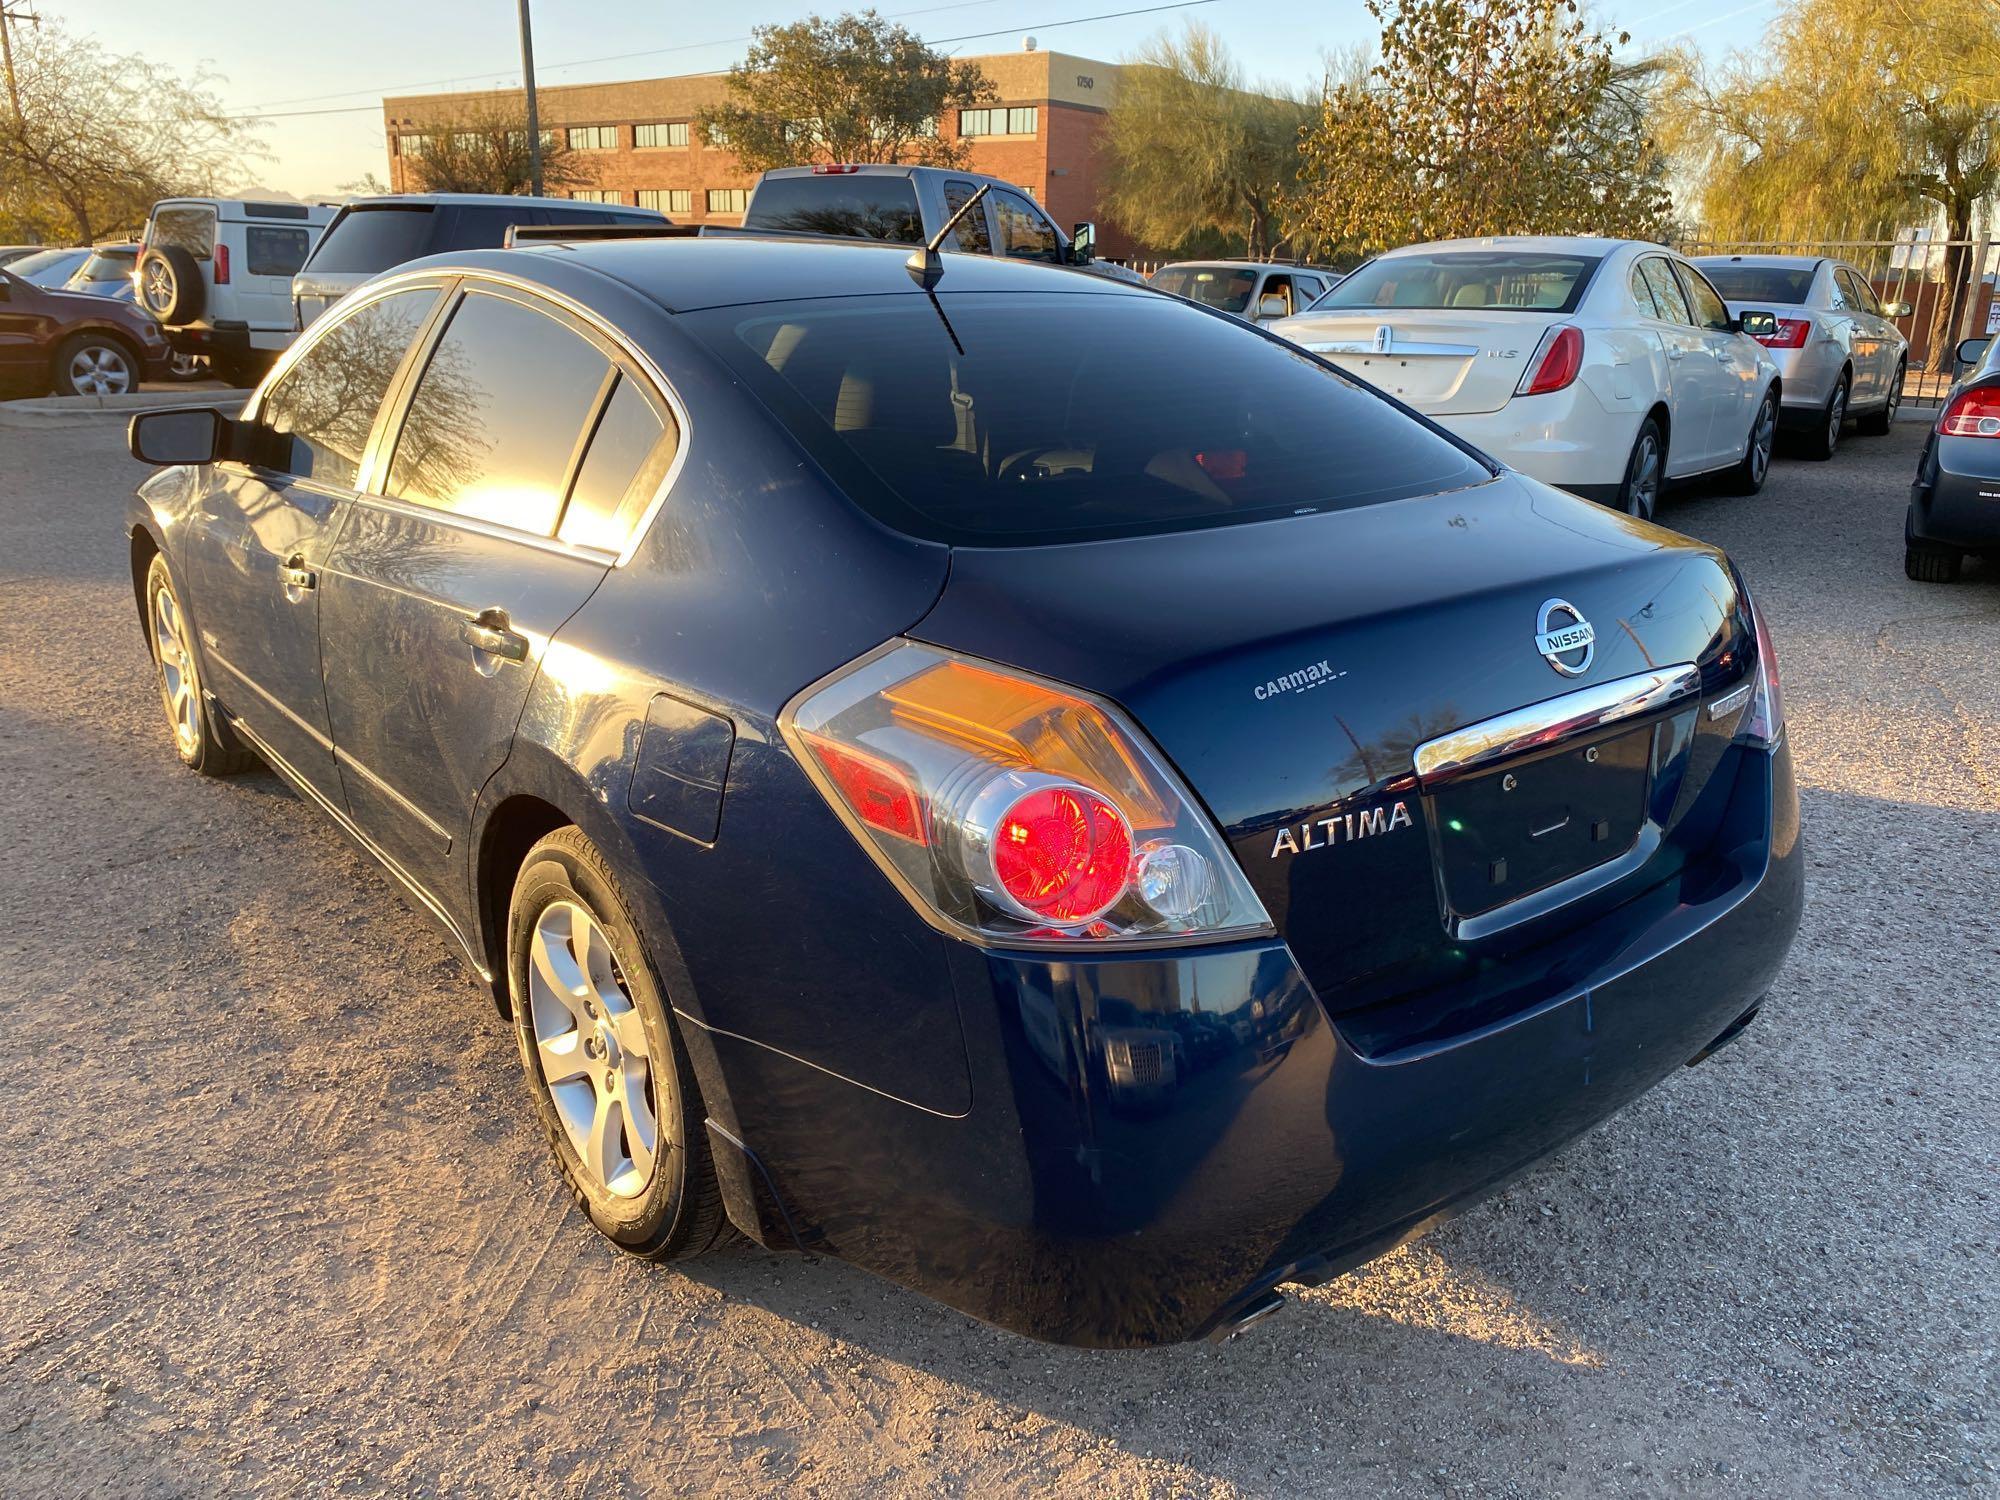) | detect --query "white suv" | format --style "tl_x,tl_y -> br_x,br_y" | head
136,198 -> 335,384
